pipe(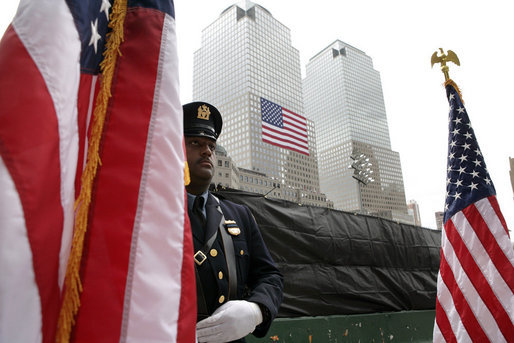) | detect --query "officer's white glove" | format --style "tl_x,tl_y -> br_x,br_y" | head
196,300 -> 263,343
